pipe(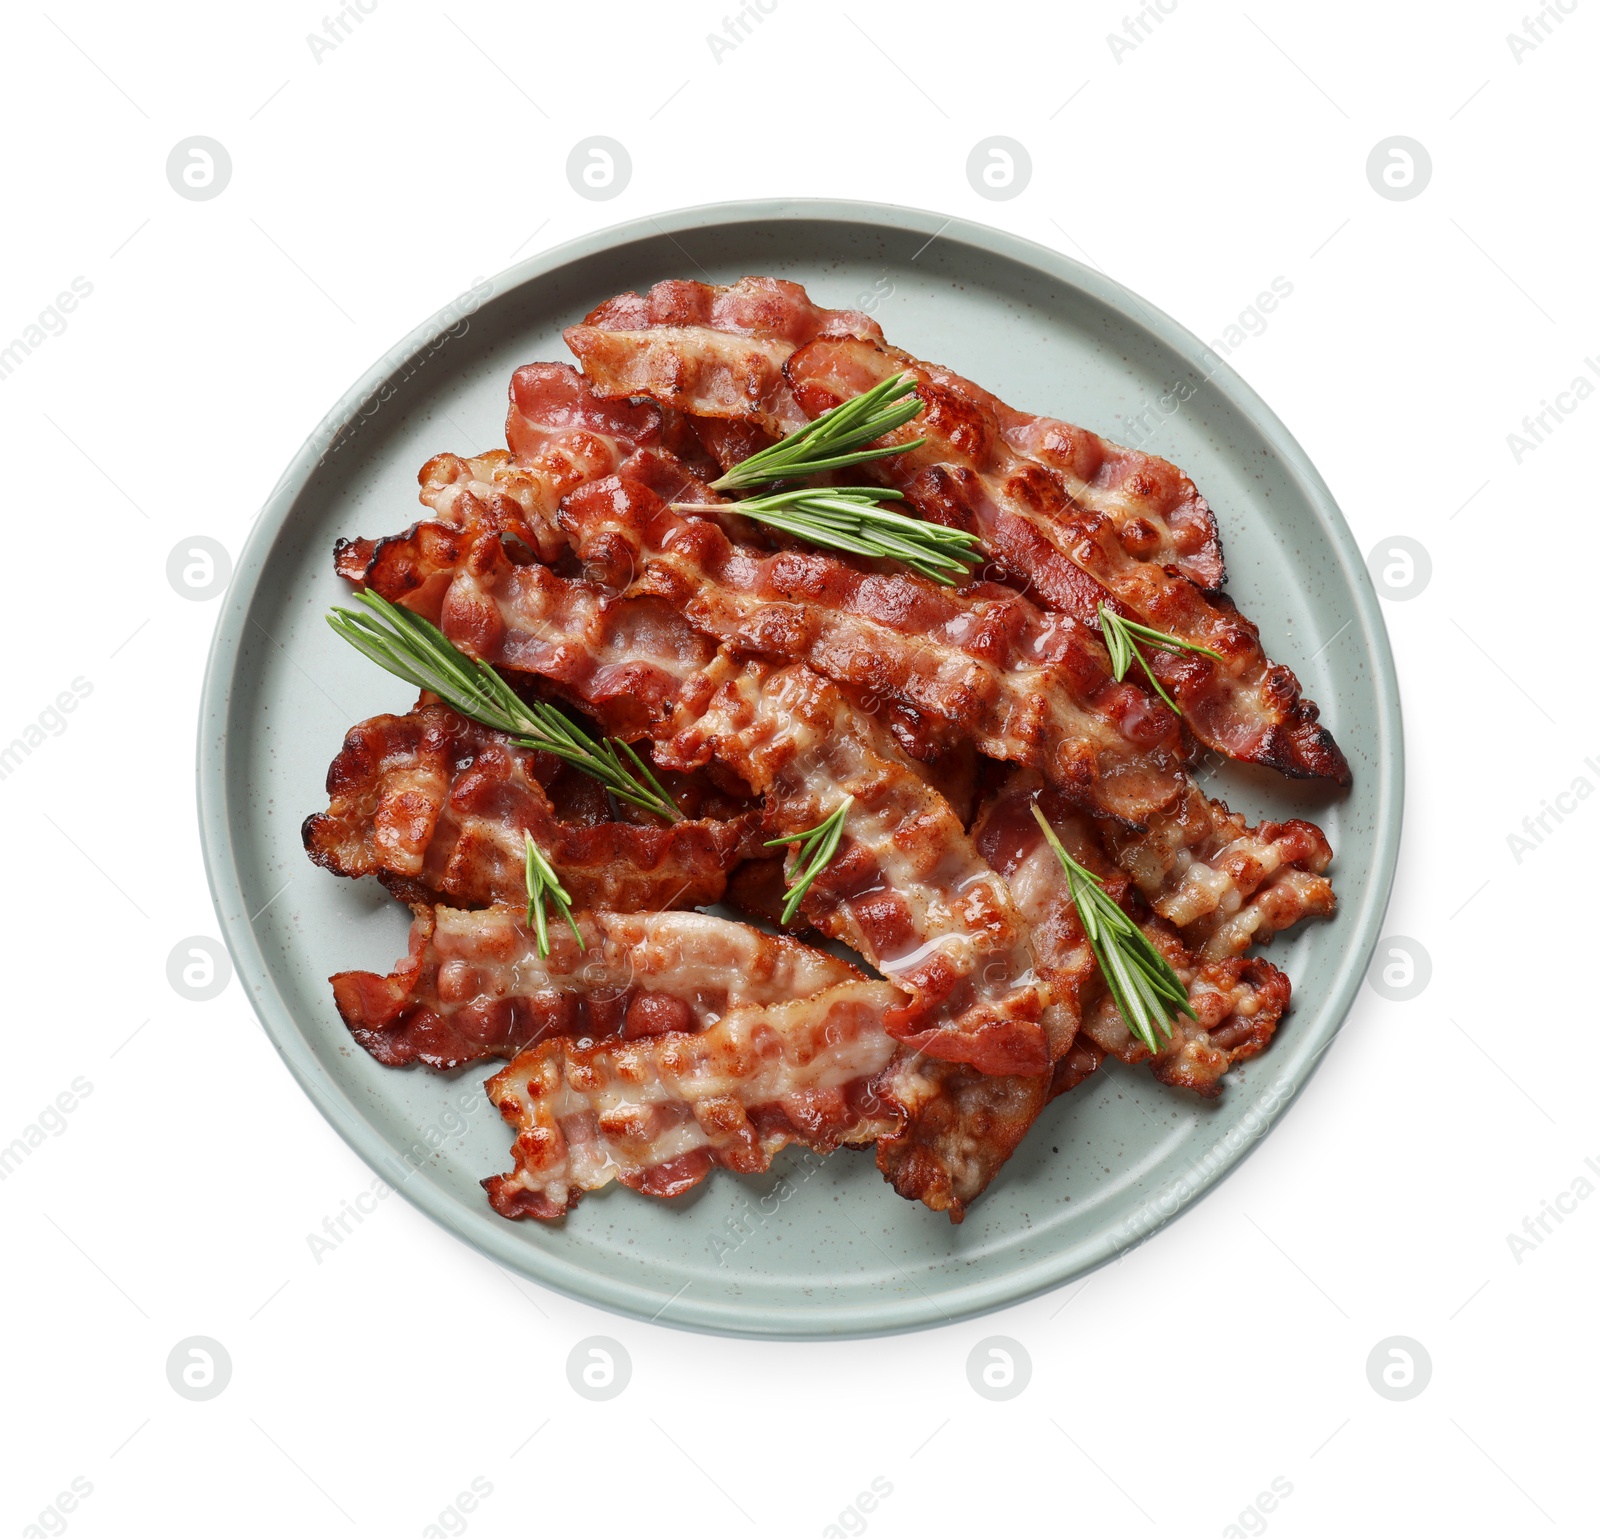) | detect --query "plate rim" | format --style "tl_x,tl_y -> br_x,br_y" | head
198,196 -> 1404,1339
